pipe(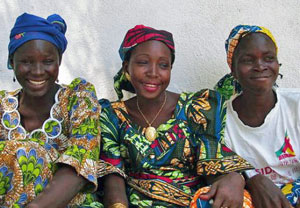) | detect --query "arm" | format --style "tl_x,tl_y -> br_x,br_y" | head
99,99 -> 128,207
246,174 -> 291,208
103,174 -> 128,207
27,79 -> 101,207
26,165 -> 87,208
